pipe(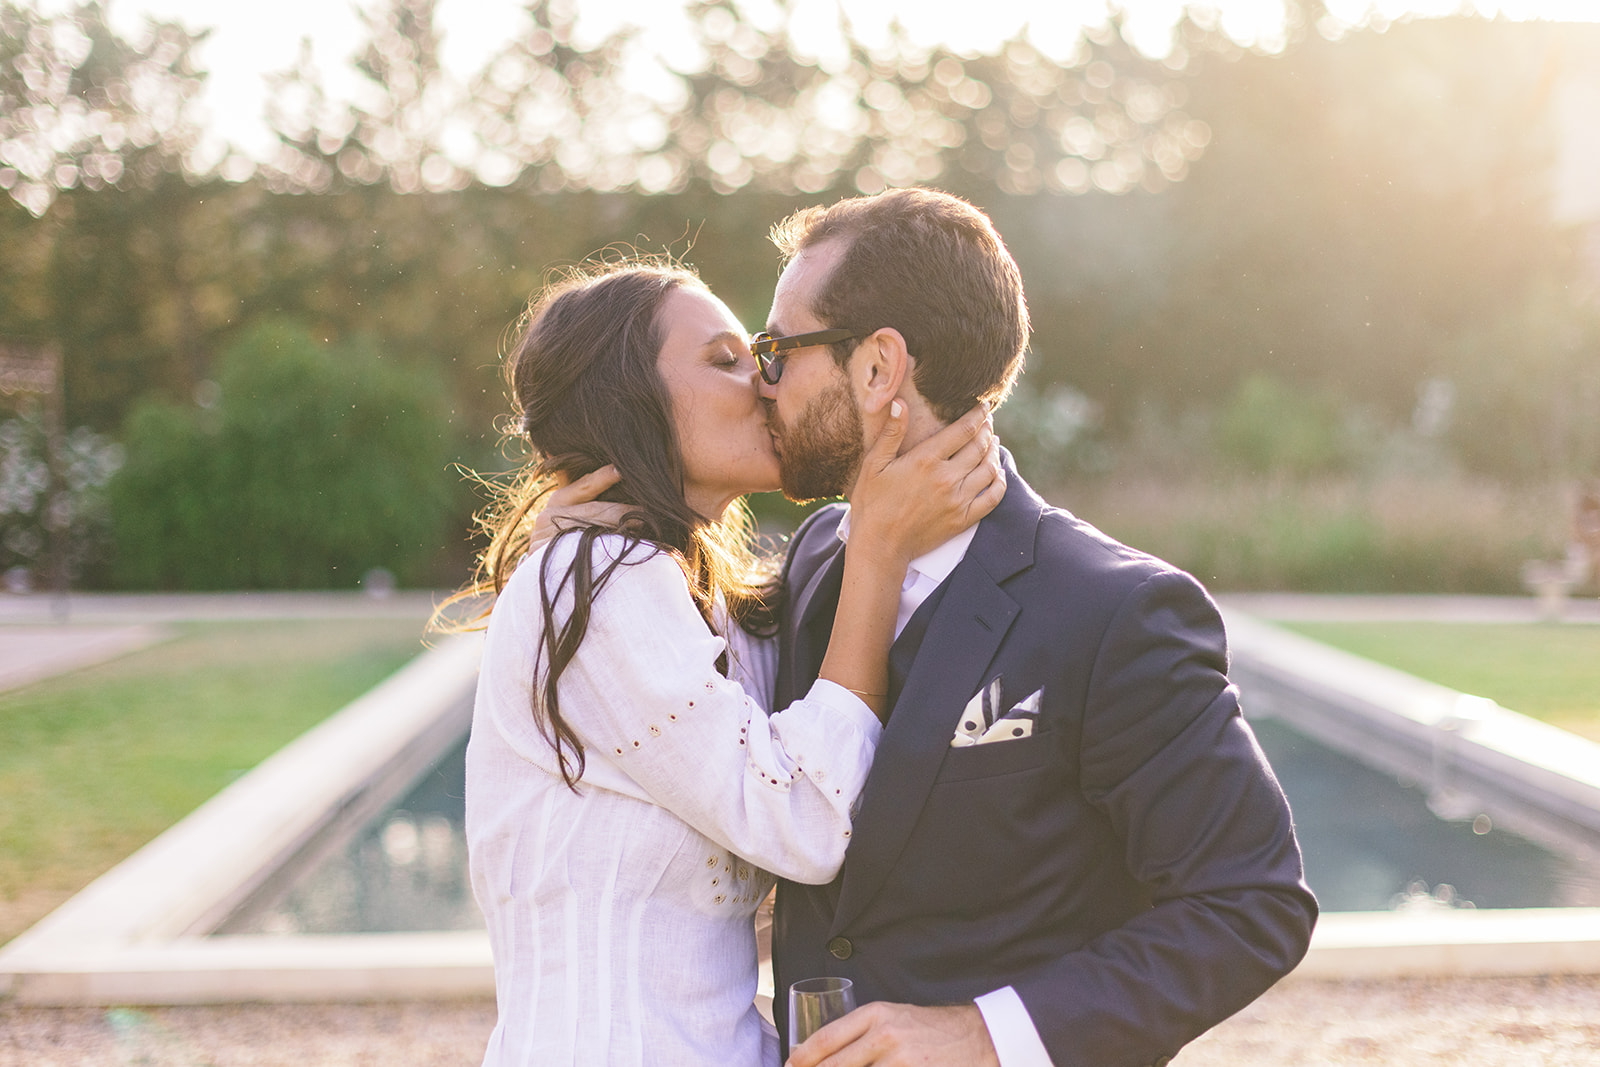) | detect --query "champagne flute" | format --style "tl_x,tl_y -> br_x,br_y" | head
788,976 -> 856,1048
